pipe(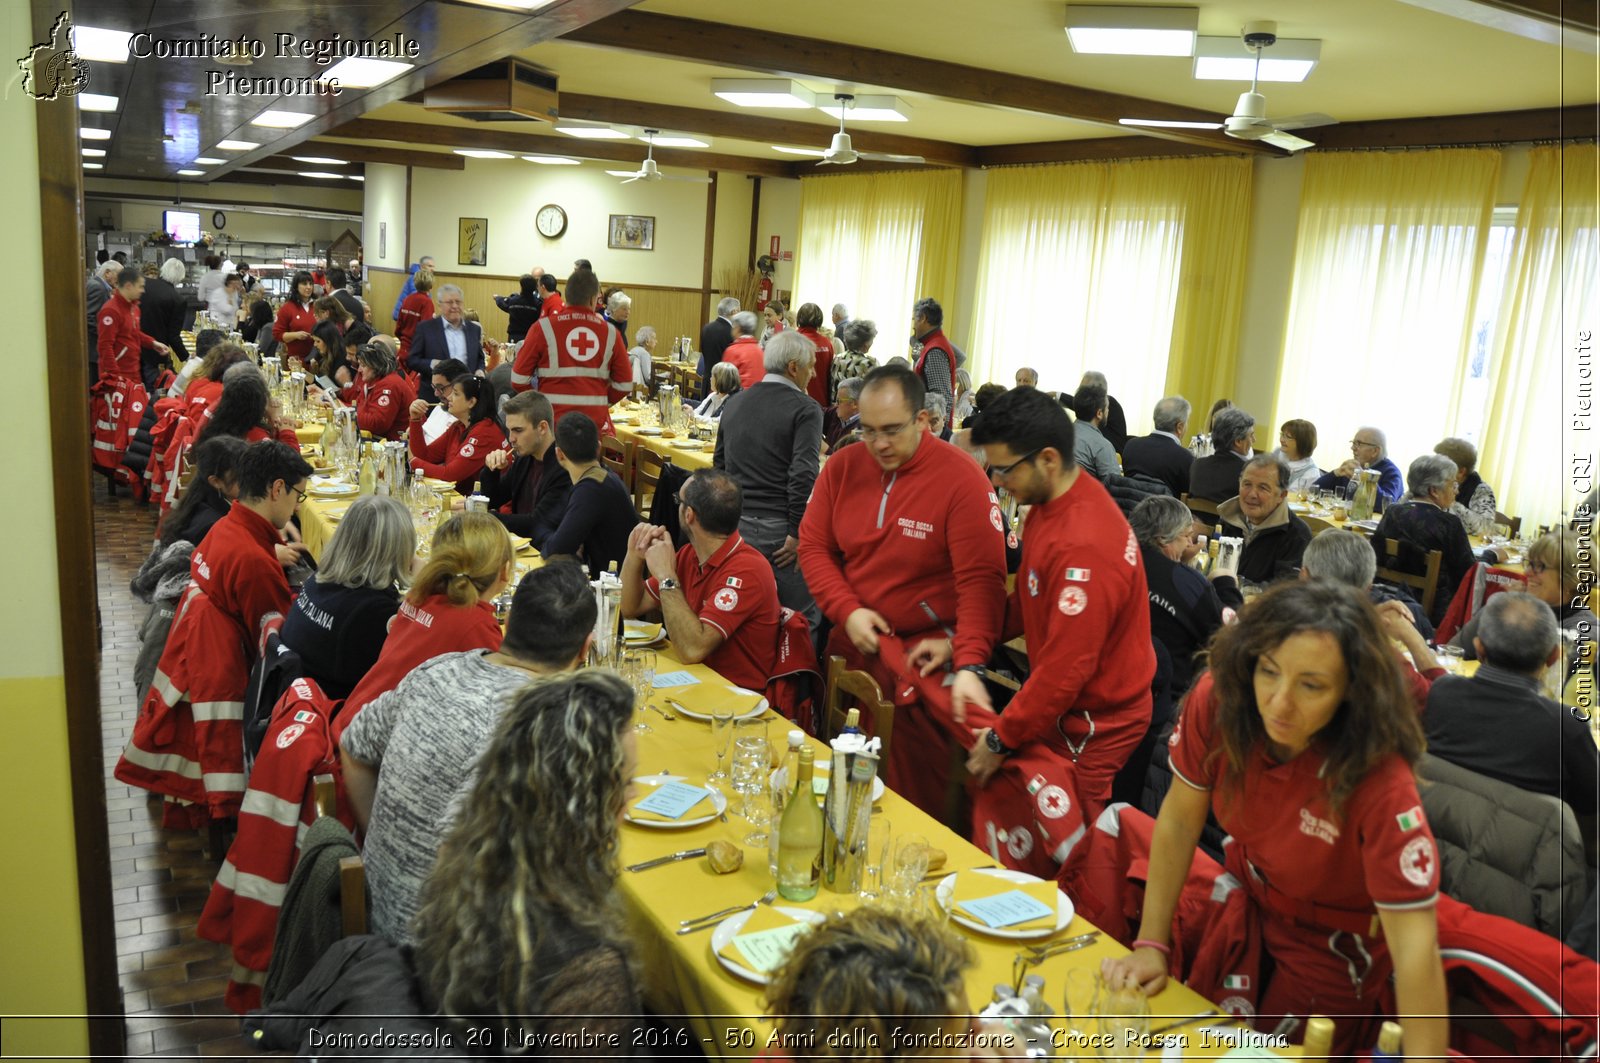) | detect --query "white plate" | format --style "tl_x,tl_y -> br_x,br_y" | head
771,764 -> 885,804
309,483 -> 359,498
935,868 -> 1075,940
666,694 -> 769,723
635,427 -> 664,436
623,773 -> 727,829
711,906 -> 825,985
